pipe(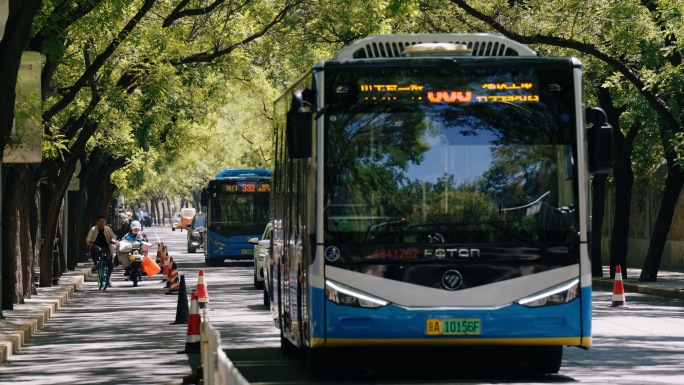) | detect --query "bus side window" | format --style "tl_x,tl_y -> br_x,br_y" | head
287,89 -> 314,158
